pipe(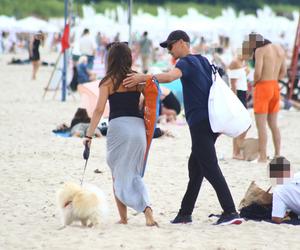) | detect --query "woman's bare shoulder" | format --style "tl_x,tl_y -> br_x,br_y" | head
100,77 -> 114,92
100,77 -> 113,86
